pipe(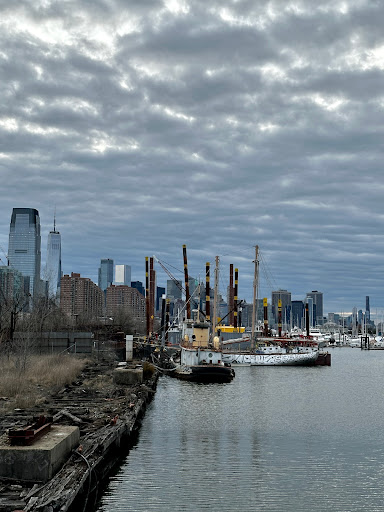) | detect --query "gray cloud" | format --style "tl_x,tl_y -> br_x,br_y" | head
0,0 -> 383,316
